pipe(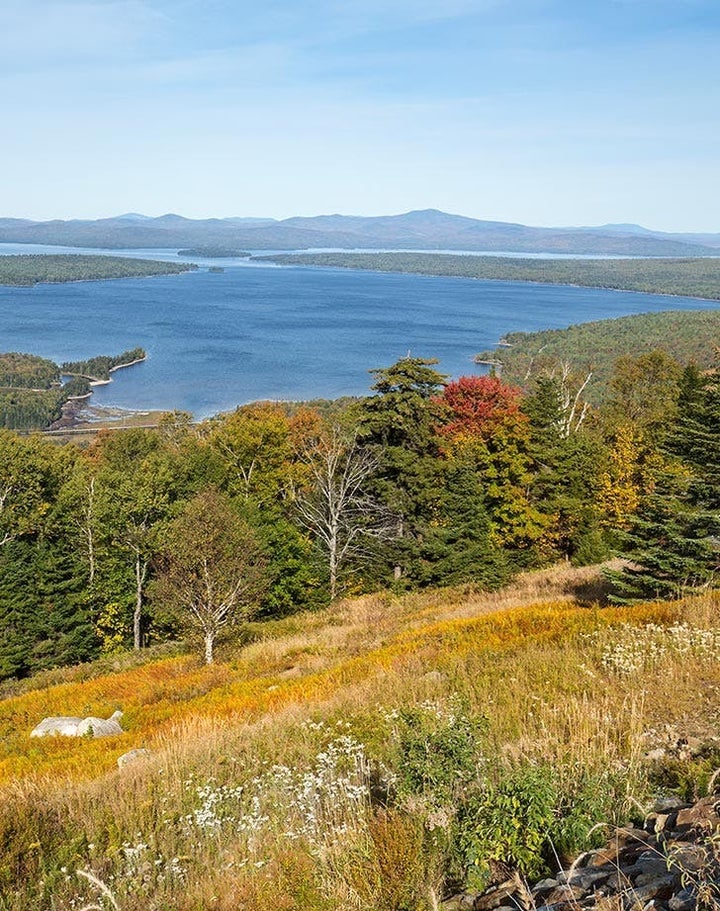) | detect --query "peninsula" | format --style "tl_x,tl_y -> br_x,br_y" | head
0,254 -> 197,287
0,348 -> 146,431
254,252 -> 720,300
